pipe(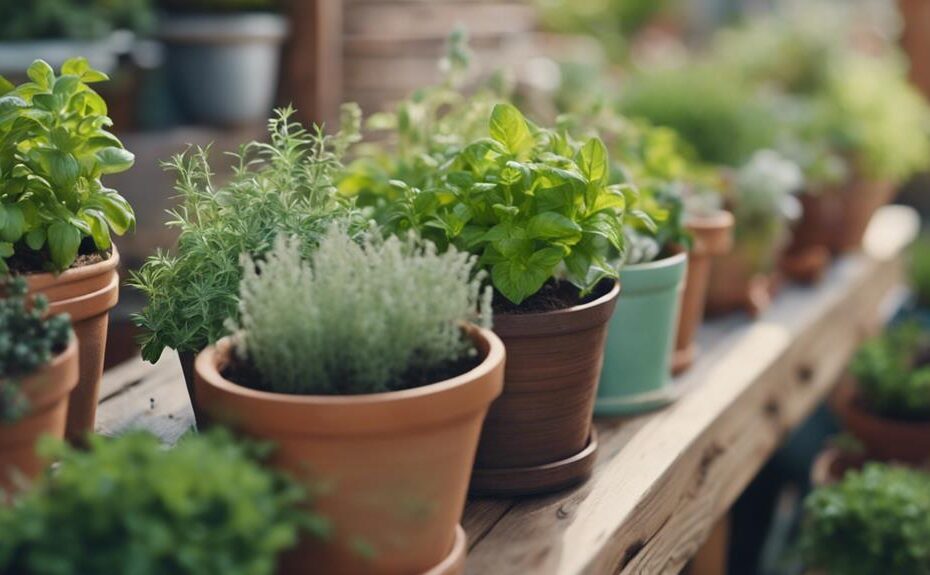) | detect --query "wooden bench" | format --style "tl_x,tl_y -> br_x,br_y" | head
97,205 -> 919,575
